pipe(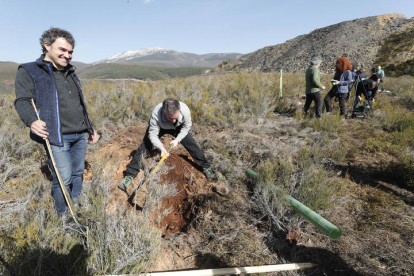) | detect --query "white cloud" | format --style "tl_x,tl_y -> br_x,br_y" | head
143,0 -> 155,4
